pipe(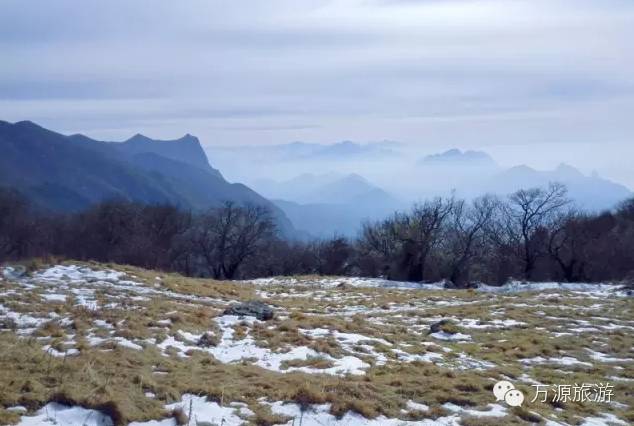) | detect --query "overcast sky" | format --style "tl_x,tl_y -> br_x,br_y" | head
1,0 -> 633,185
